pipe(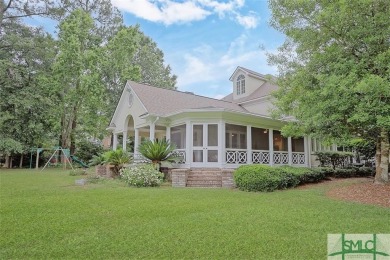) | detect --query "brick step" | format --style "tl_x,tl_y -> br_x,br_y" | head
189,172 -> 222,175
187,184 -> 222,188
186,180 -> 222,186
187,176 -> 222,181
187,183 -> 222,187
